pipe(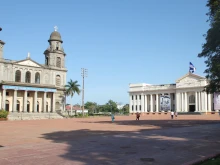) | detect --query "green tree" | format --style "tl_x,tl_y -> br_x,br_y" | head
198,0 -> 220,93
84,101 -> 97,113
65,79 -> 80,115
122,104 -> 129,114
105,100 -> 119,113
